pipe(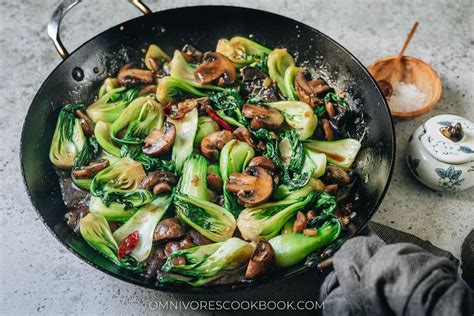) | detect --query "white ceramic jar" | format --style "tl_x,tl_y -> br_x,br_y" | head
406,114 -> 474,191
